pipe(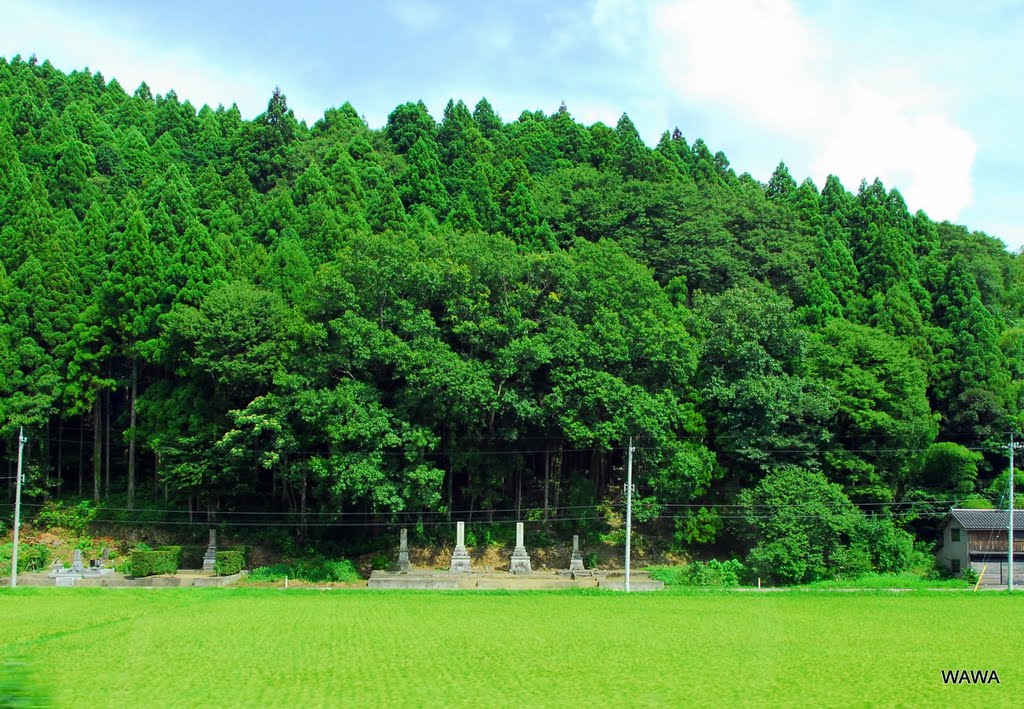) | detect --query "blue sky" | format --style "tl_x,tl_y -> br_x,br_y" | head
2,0 -> 1021,251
